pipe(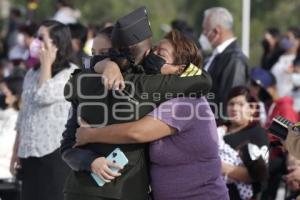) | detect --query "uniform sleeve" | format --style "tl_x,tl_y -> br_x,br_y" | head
125,69 -> 212,105
60,103 -> 99,172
